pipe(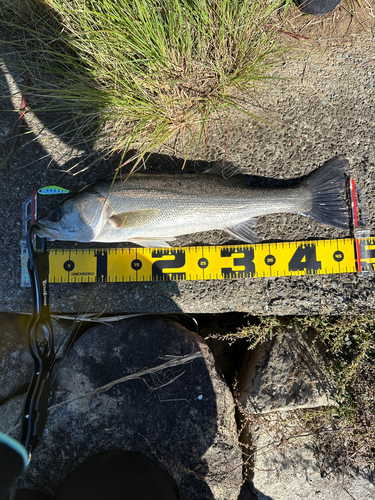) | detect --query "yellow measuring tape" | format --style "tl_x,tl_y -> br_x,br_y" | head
48,238 -> 375,283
